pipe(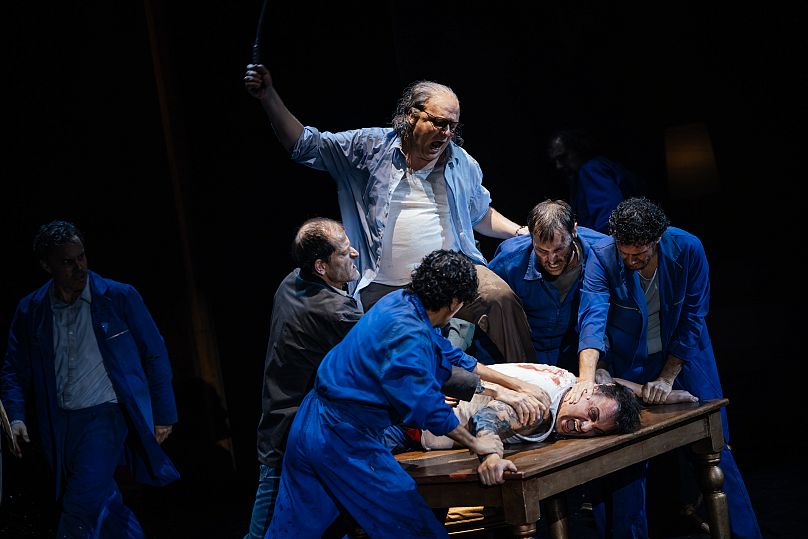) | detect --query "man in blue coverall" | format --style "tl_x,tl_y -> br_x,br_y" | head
488,199 -> 605,369
267,250 -> 535,539
1,220 -> 179,538
569,198 -> 761,538
247,220 -> 539,538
